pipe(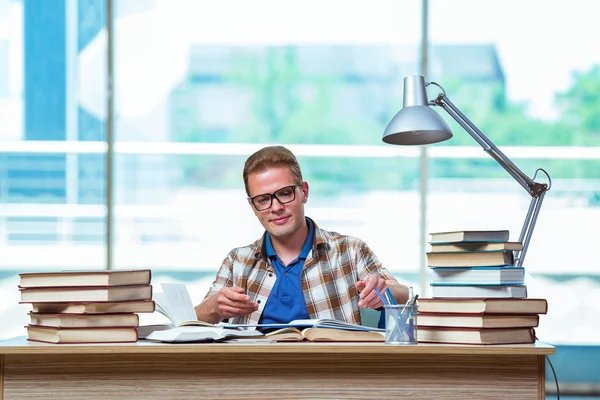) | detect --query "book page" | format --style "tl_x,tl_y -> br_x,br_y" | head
302,327 -> 385,342
158,283 -> 198,327
223,320 -> 317,329
144,325 -> 262,343
225,319 -> 383,332
291,318 -> 384,332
